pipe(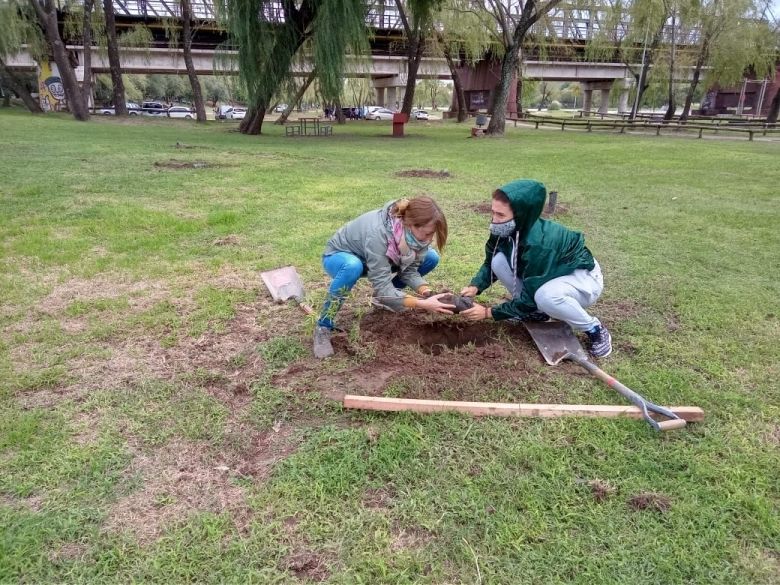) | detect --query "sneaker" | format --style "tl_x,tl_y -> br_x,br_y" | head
313,326 -> 334,359
587,325 -> 612,358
